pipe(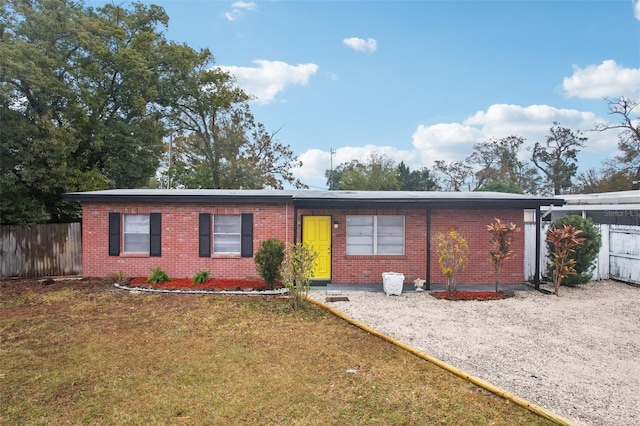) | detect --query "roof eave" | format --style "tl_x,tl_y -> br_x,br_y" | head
62,193 -> 293,204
